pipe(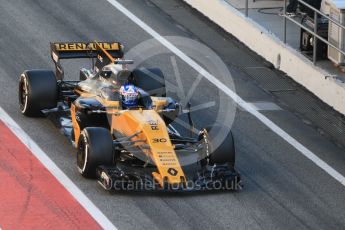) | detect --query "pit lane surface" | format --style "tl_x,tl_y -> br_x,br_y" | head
1,0 -> 345,229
